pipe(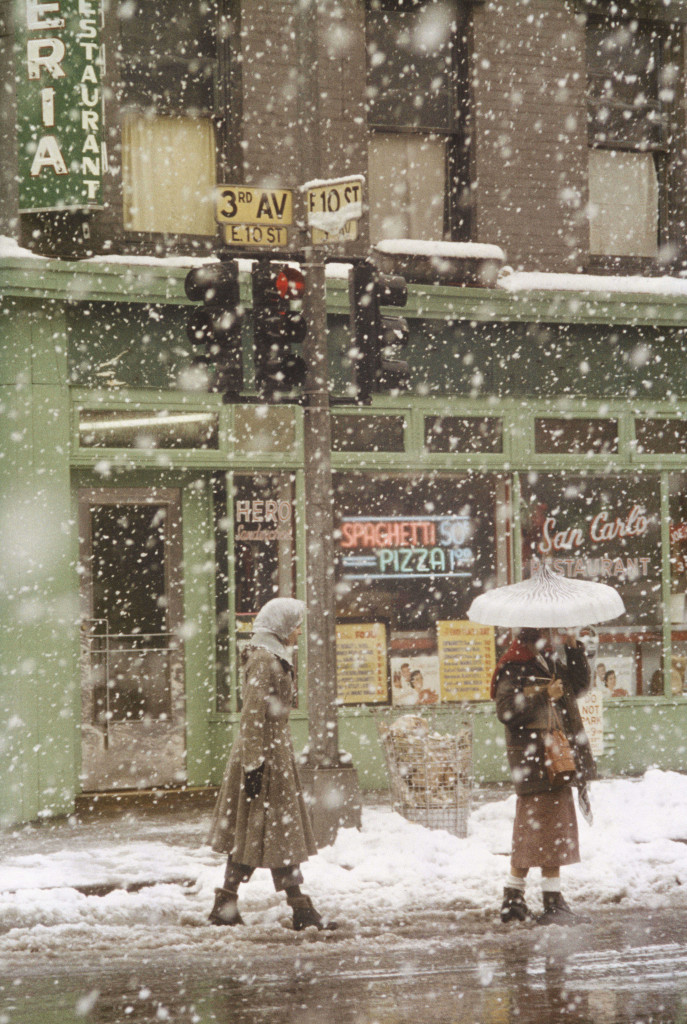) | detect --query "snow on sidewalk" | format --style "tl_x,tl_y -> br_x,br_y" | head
1,770 -> 687,953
